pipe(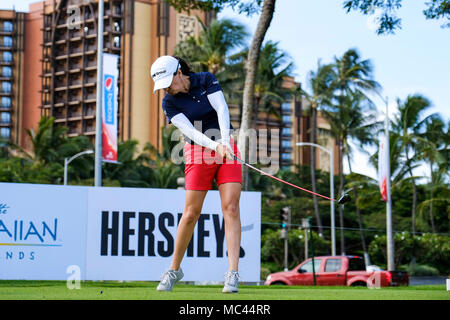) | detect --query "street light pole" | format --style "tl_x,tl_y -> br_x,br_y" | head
384,96 -> 395,271
375,93 -> 395,271
64,150 -> 94,185
94,0 -> 104,187
296,142 -> 336,256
